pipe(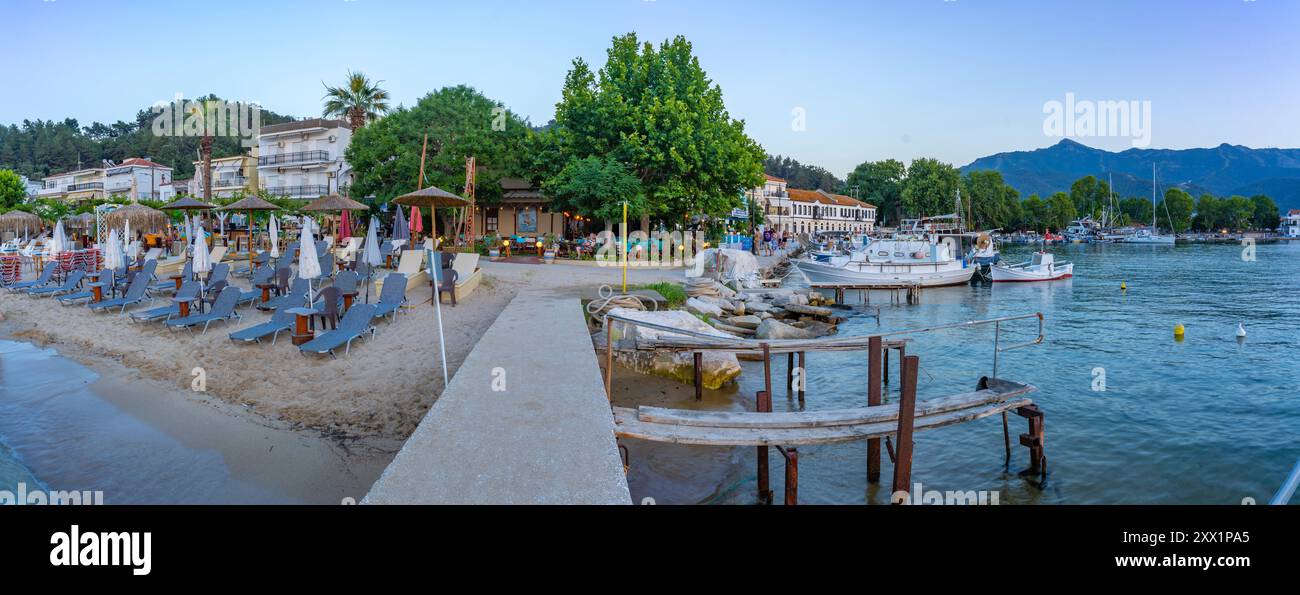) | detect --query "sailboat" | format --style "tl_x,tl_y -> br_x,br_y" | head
1122,164 -> 1176,244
